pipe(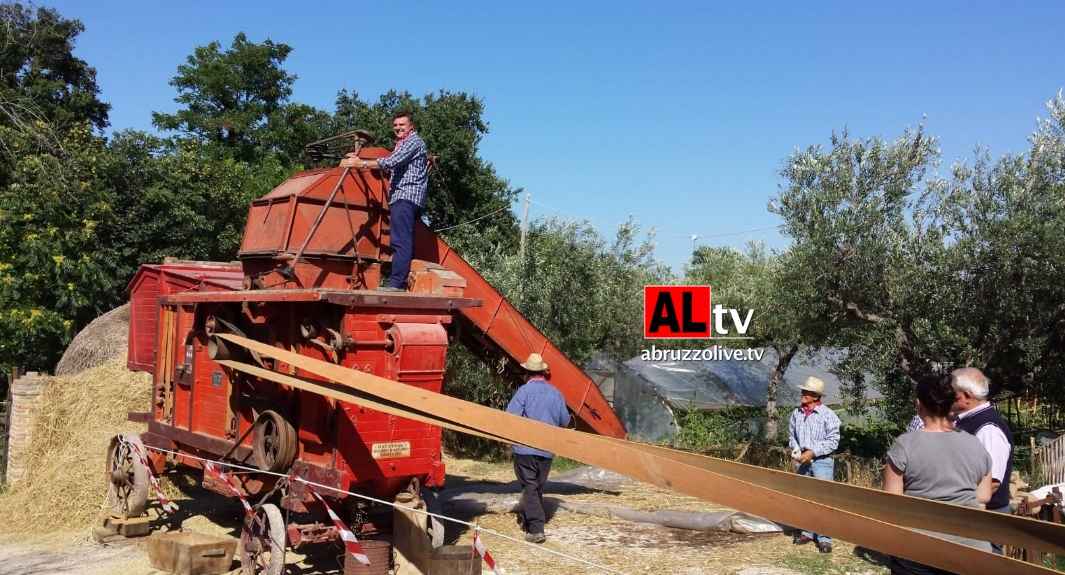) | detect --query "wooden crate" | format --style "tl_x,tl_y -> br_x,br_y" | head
147,531 -> 237,575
